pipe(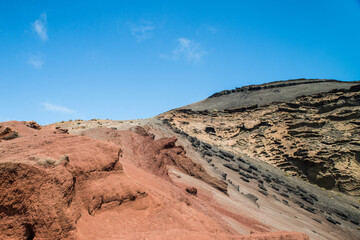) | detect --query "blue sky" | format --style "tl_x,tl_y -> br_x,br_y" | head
1,1 -> 360,124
